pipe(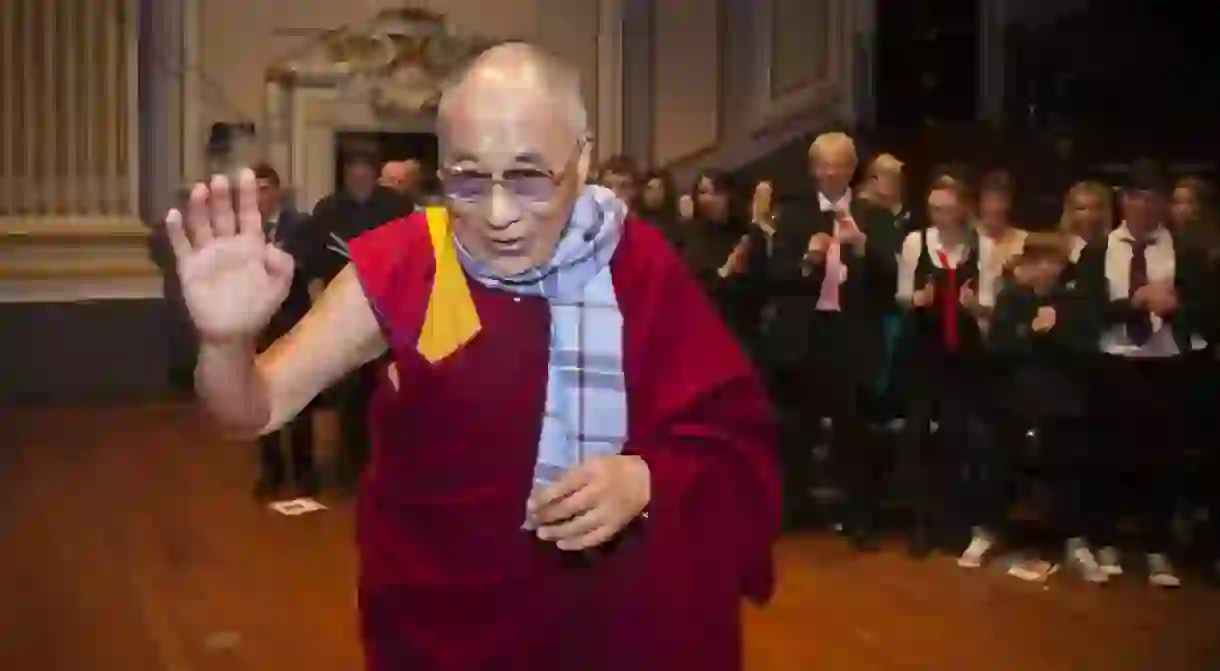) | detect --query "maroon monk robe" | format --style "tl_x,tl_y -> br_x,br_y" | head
349,212 -> 779,671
